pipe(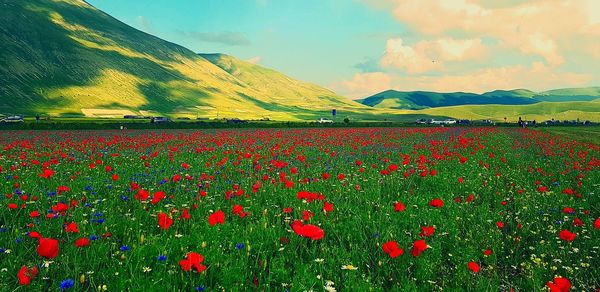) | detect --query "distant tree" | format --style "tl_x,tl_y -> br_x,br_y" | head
344,117 -> 350,124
